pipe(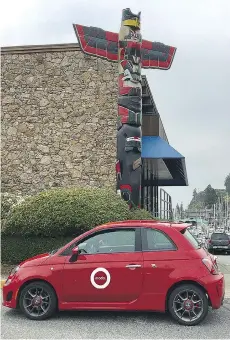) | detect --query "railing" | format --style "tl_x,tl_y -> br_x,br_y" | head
159,188 -> 173,220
